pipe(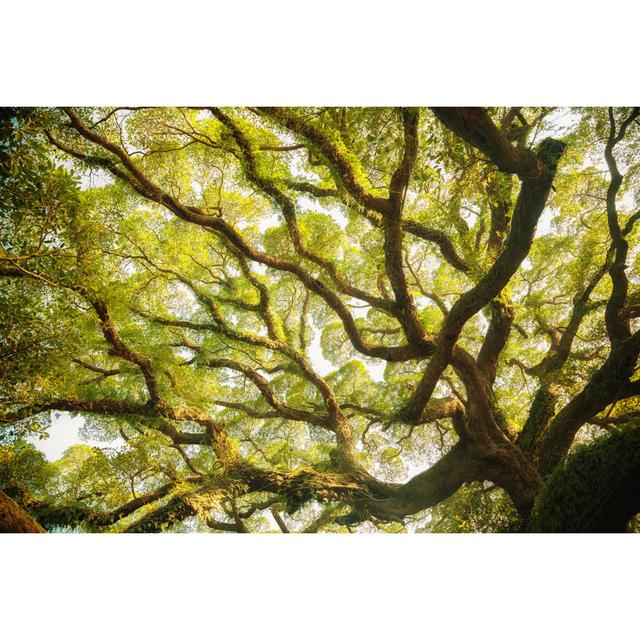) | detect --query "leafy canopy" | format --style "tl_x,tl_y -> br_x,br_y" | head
1,107 -> 639,533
